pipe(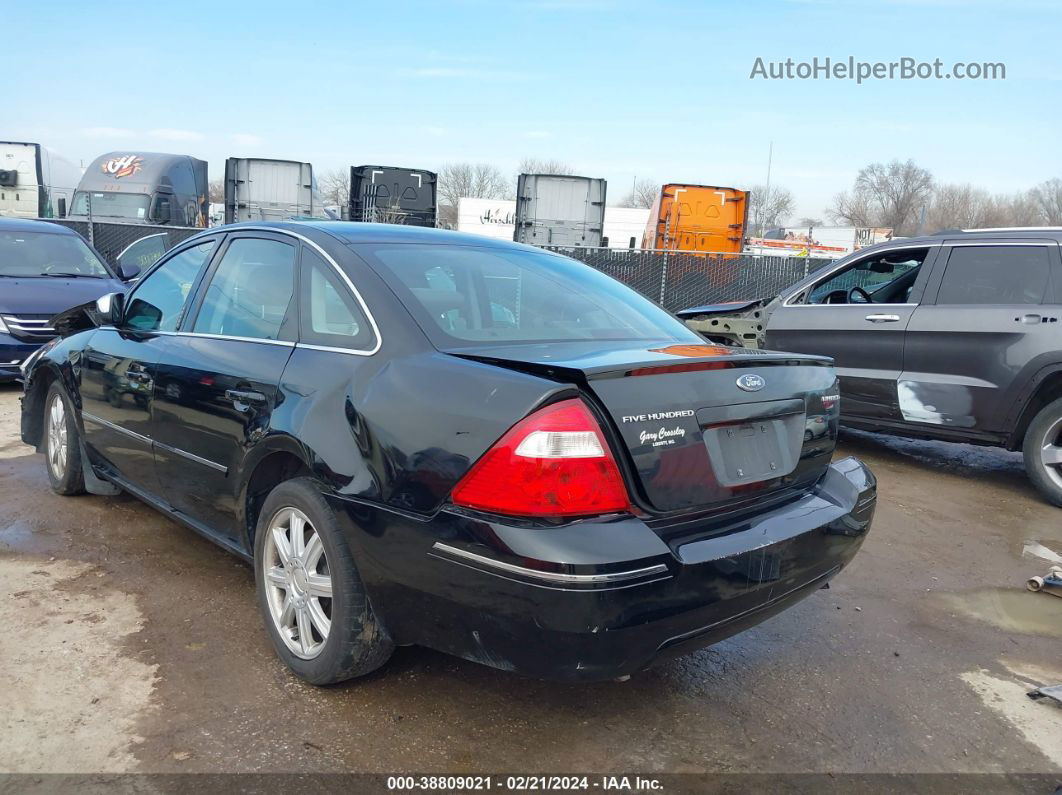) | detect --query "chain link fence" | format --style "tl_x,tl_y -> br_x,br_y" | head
29,217 -> 836,310
542,246 -> 836,311
42,219 -> 203,271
